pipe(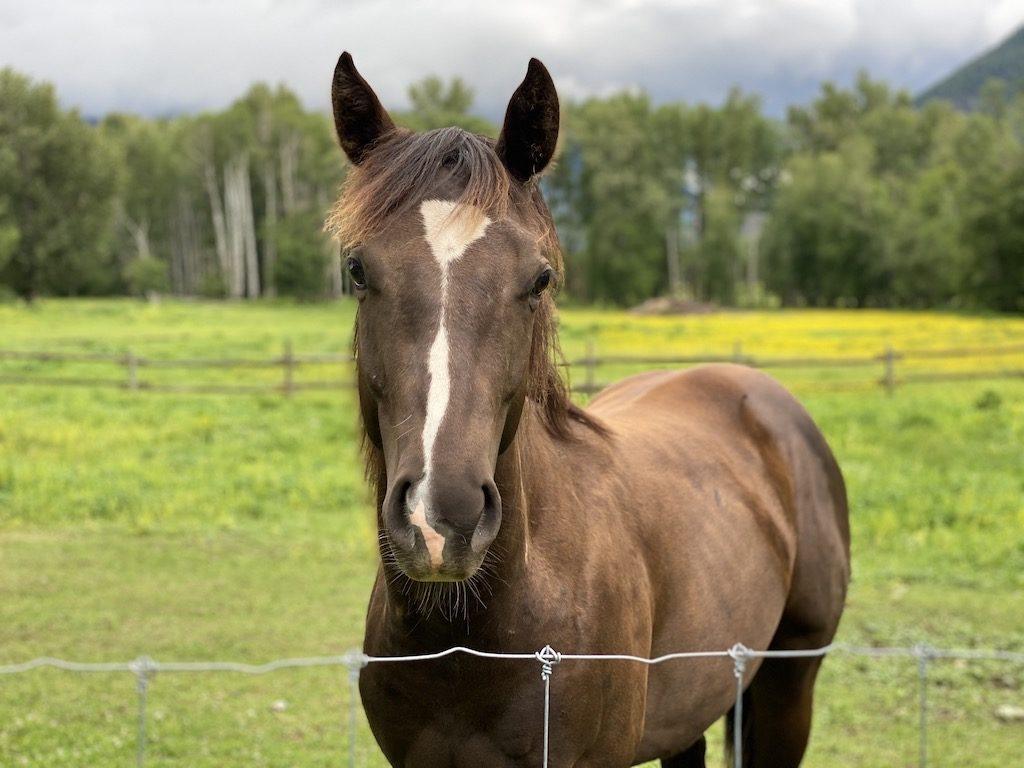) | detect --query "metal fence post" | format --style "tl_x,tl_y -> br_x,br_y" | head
131,656 -> 153,768
729,644 -> 750,768
344,651 -> 367,768
915,644 -> 933,768
536,645 -> 561,768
